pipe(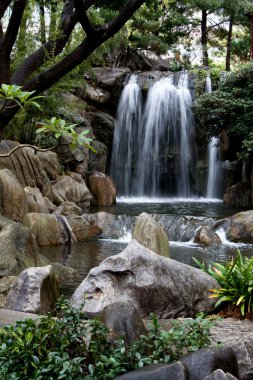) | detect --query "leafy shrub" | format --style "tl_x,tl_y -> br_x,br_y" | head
193,251 -> 253,316
194,63 -> 253,157
0,298 -> 213,379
